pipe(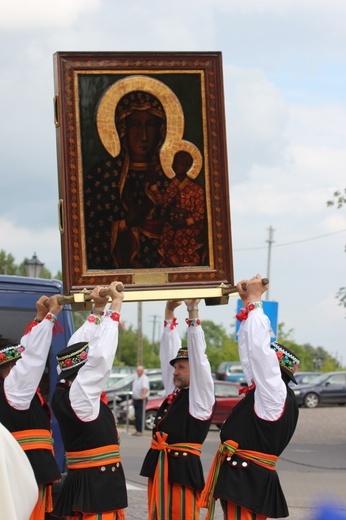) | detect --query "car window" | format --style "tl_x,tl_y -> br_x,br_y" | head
148,375 -> 164,392
308,373 -> 329,385
326,374 -> 346,385
108,373 -> 135,390
300,374 -> 317,384
214,383 -> 238,397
